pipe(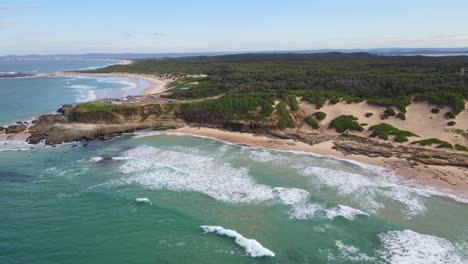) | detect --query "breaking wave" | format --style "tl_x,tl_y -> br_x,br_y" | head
108,145 -> 366,220
201,225 -> 275,257
377,230 -> 467,264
